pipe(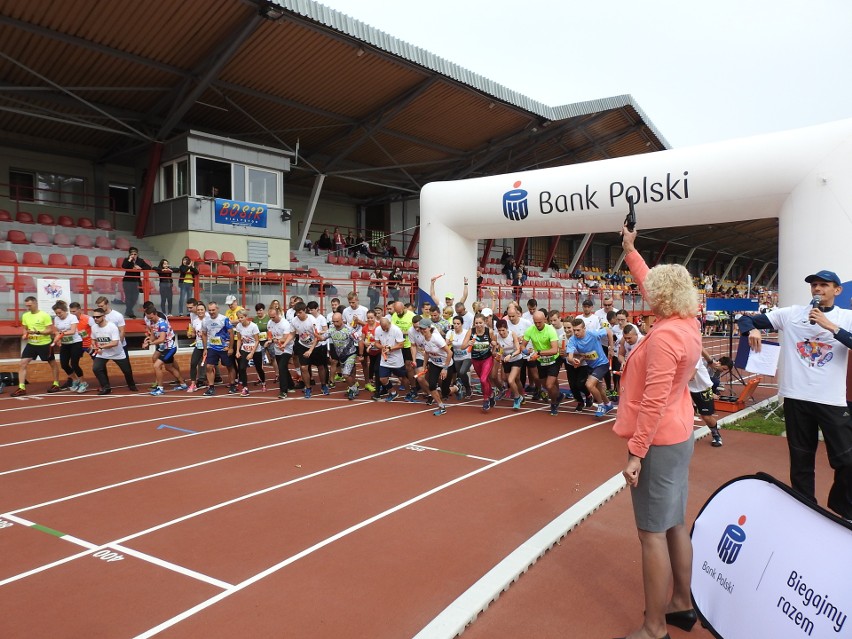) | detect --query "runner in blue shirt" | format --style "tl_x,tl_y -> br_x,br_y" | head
566,318 -> 614,417
201,301 -> 236,396
143,306 -> 187,396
